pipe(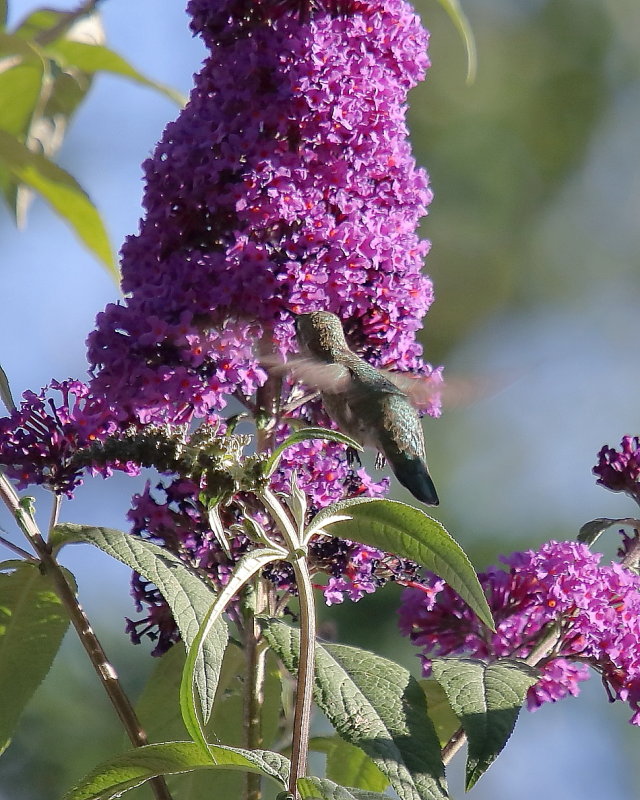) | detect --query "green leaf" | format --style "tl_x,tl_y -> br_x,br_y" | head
54,523 -> 228,727
0,130 -> 116,275
419,680 -> 460,749
179,547 -> 283,753
0,361 -> 15,411
43,40 -> 185,105
135,642 -> 283,799
0,561 -> 70,752
0,41 -> 44,139
311,498 -> 494,630
263,619 -> 448,800
0,1 -> 7,29
578,517 -> 640,547
263,426 -> 362,478
430,658 -> 538,789
297,776 -> 389,800
62,741 -> 289,800
434,0 -> 477,84
309,736 -> 388,793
